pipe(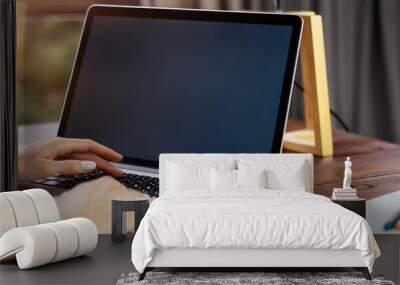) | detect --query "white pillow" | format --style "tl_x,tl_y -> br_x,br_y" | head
238,158 -> 309,191
166,159 -> 235,192
168,163 -> 211,191
237,169 -> 267,188
211,169 -> 236,189
211,169 -> 267,190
